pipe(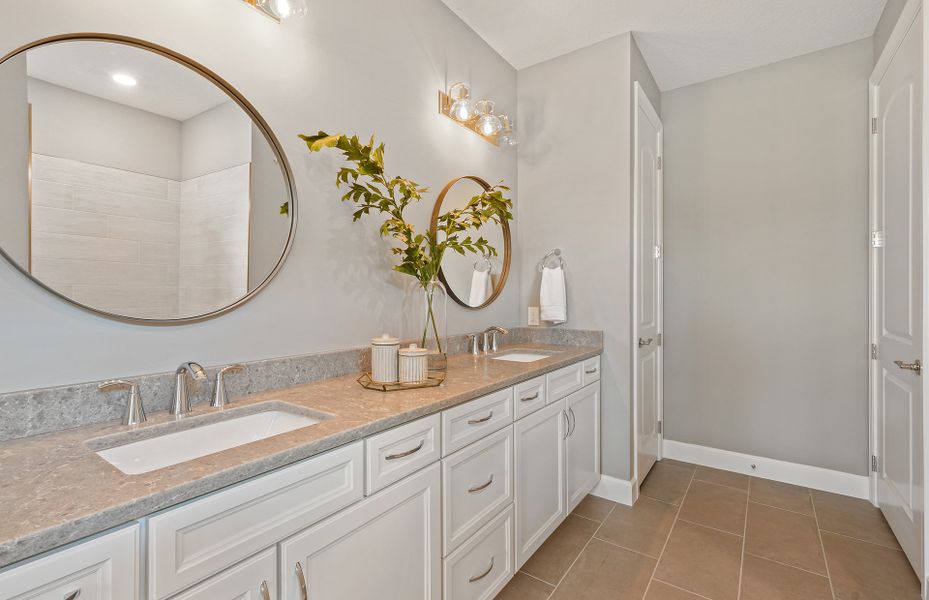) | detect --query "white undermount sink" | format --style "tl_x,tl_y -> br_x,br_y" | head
491,351 -> 554,363
95,409 -> 321,475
